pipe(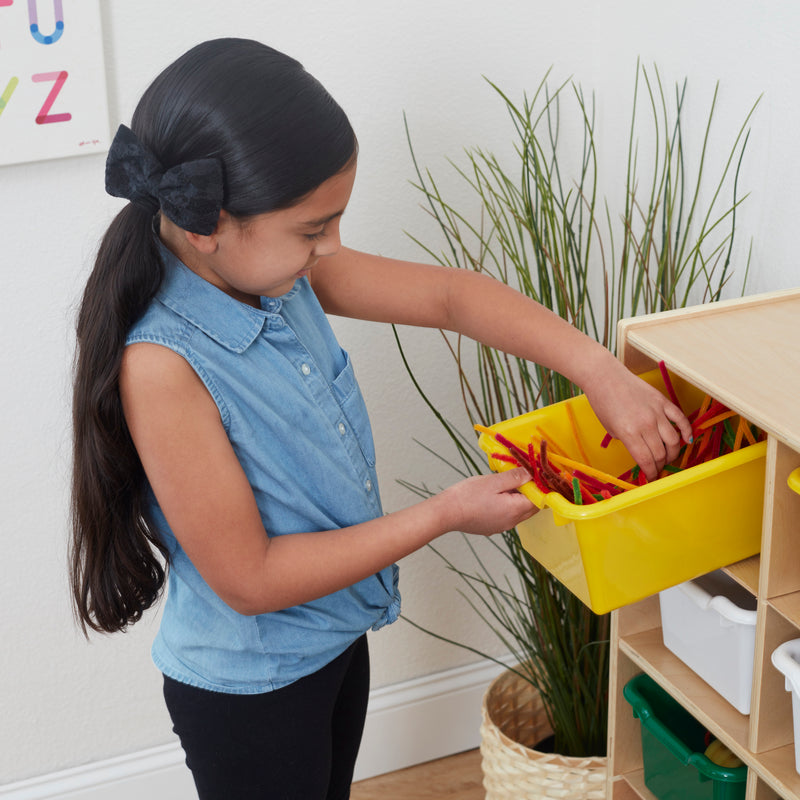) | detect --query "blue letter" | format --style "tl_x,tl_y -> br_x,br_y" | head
28,0 -> 64,45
